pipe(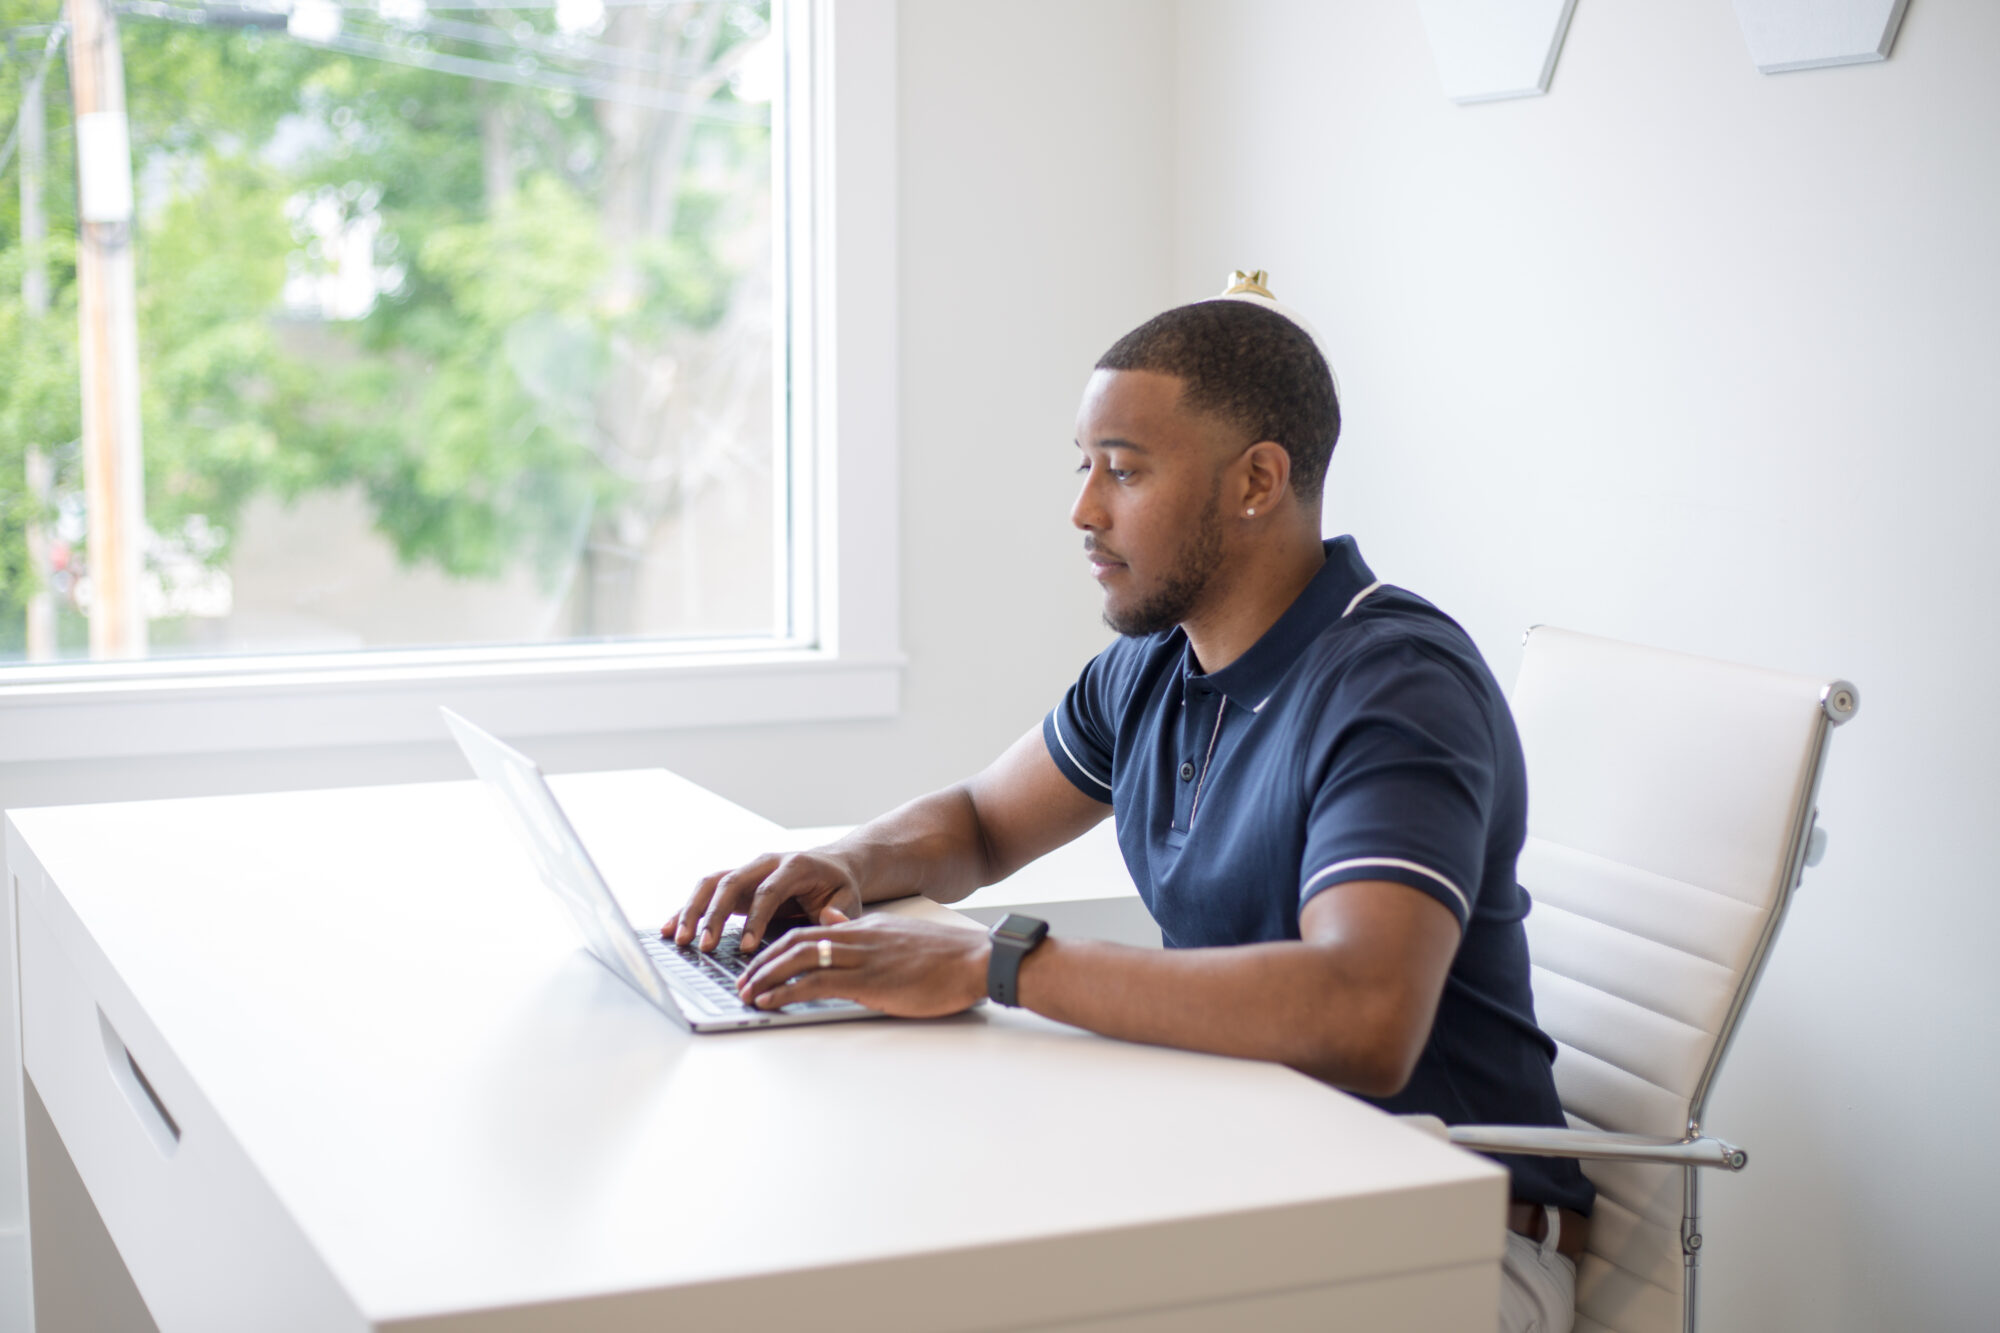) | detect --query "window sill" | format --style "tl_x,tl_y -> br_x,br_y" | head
0,646 -> 904,763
